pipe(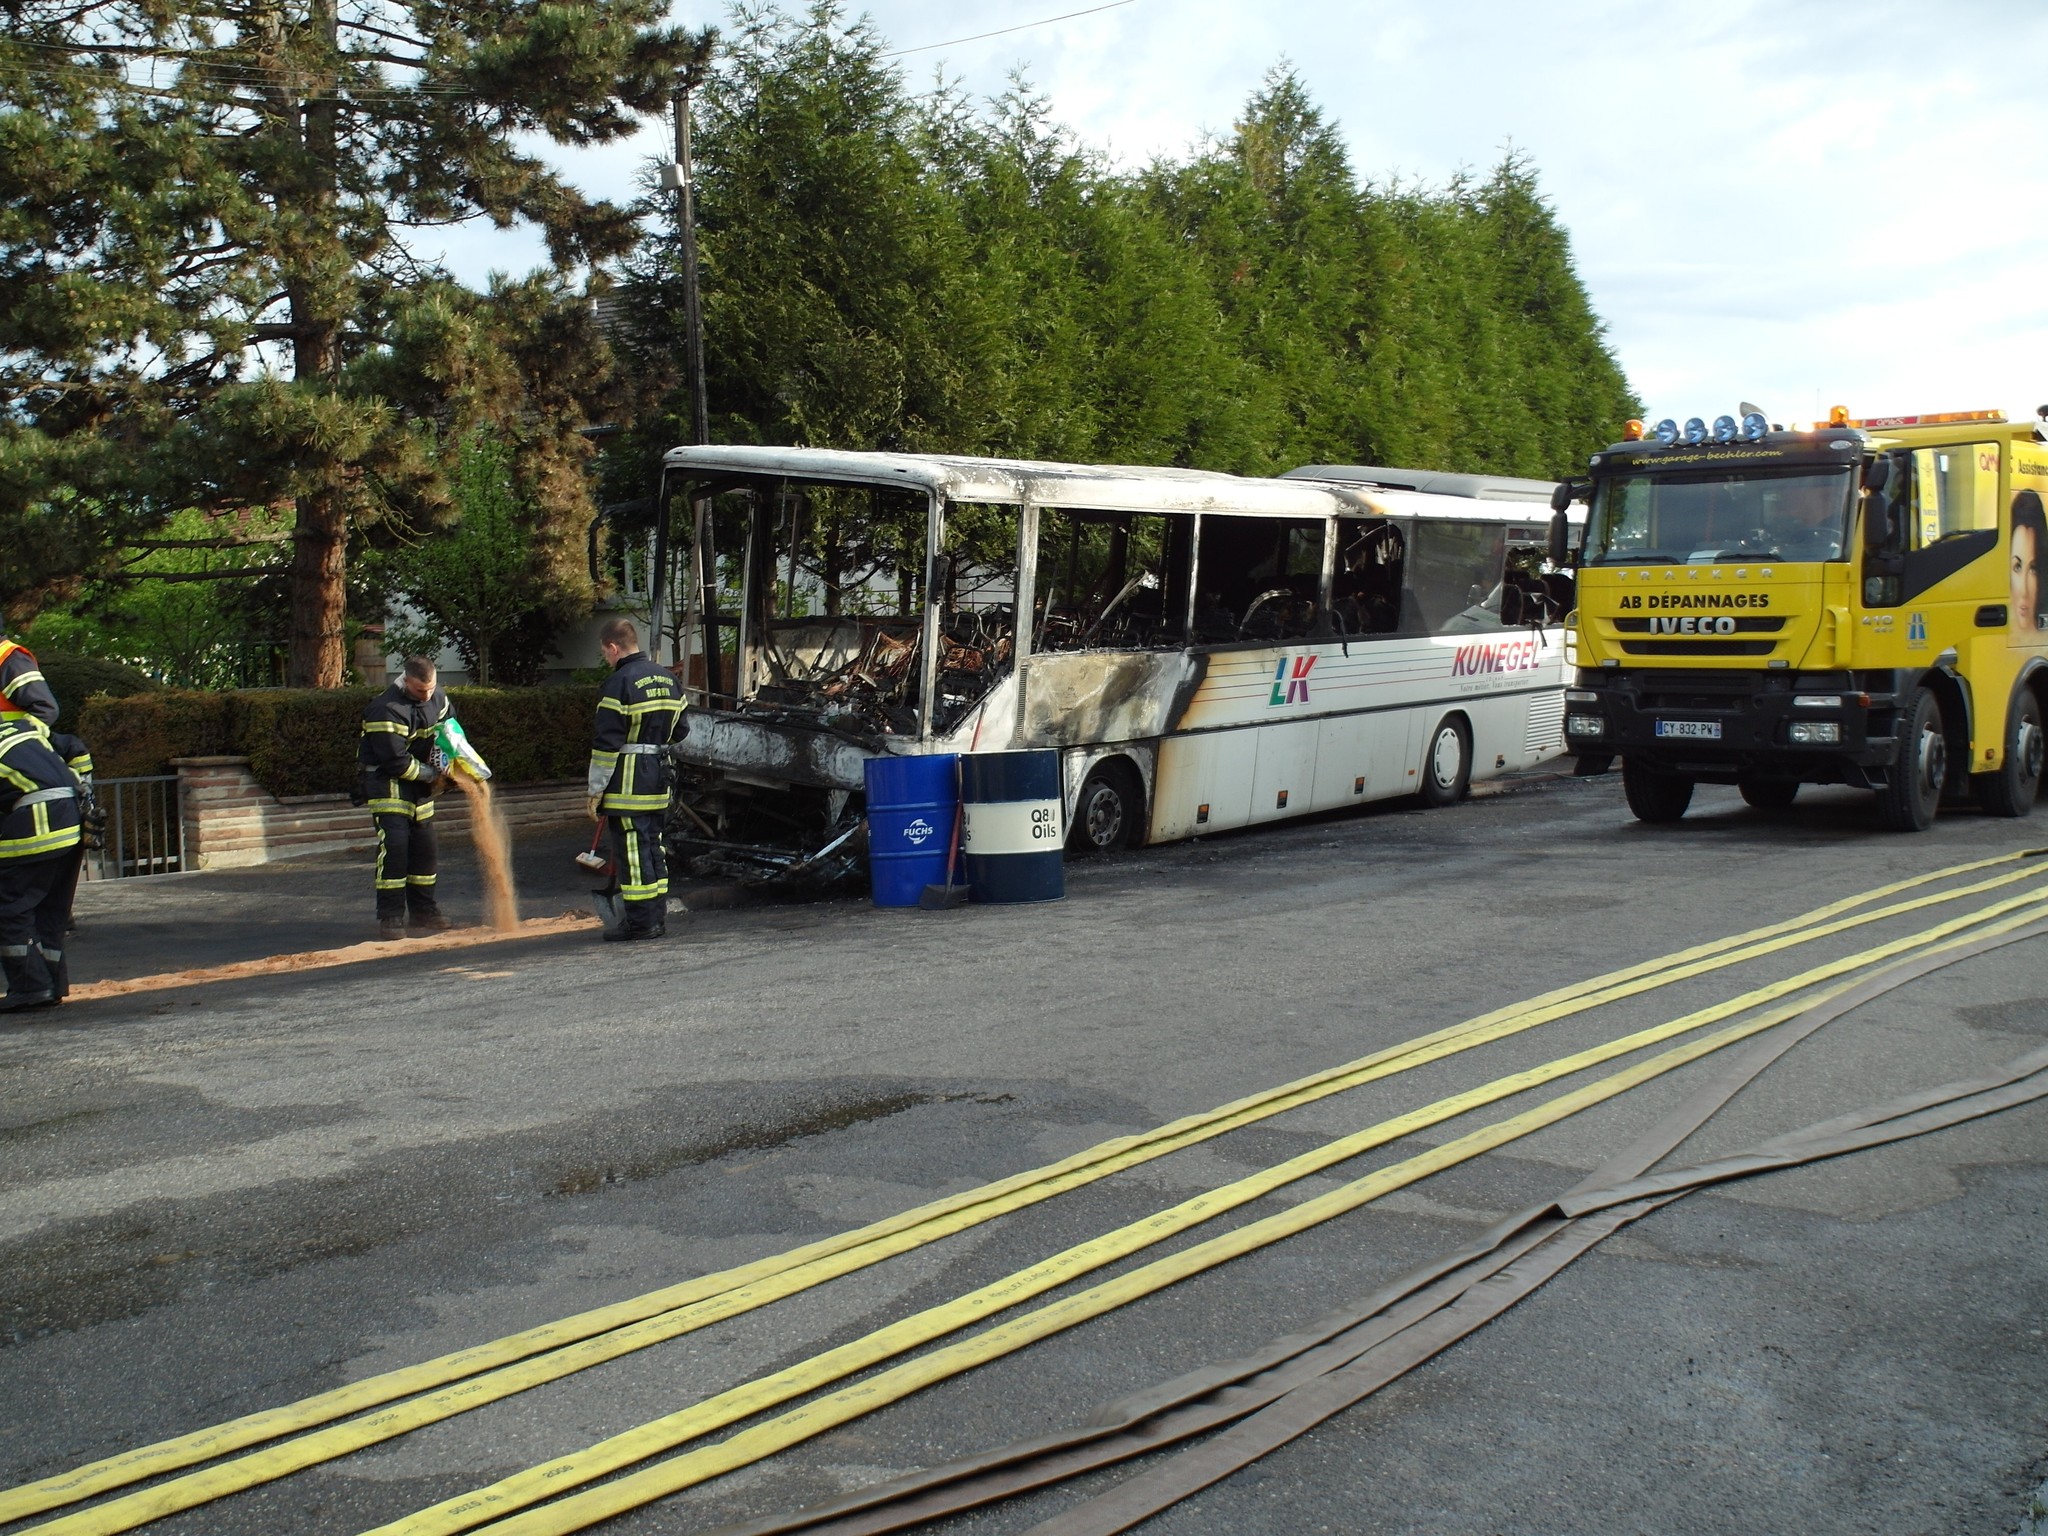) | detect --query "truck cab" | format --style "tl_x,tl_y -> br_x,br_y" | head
1558,408 -> 2048,829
